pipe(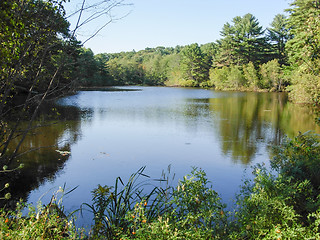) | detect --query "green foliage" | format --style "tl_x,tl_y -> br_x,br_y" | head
267,14 -> 291,64
272,131 -> 320,220
75,48 -> 113,87
285,0 -> 320,105
230,166 -> 320,239
260,59 -> 284,91
287,61 -> 320,105
180,43 -> 210,86
216,13 -> 267,67
108,59 -> 145,86
0,0 -> 82,197
210,65 -> 246,90
227,65 -> 246,89
272,131 -> 320,193
286,0 -> 320,65
170,168 -> 227,236
230,131 -> 320,239
243,62 -> 259,90
209,67 -> 230,90
83,166 -> 171,239
117,167 -> 227,240
0,195 -> 82,239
